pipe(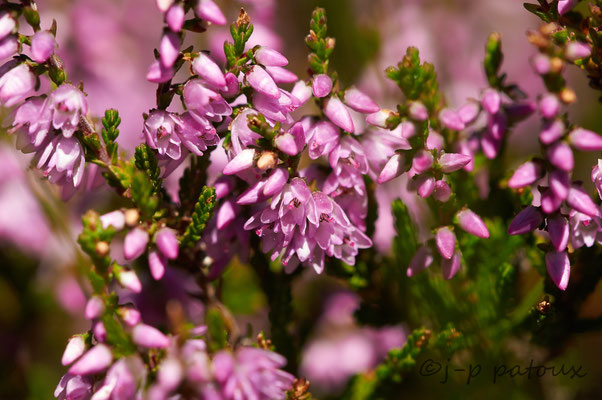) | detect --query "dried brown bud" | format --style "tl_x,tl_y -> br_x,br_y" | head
124,209 -> 140,227
289,378 -> 311,400
256,151 -> 277,170
325,37 -> 336,50
550,57 -> 564,74
560,87 -> 576,104
95,241 -> 110,257
257,332 -> 272,350
539,22 -> 559,36
537,296 -> 551,314
236,8 -> 250,28
527,31 -> 549,48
